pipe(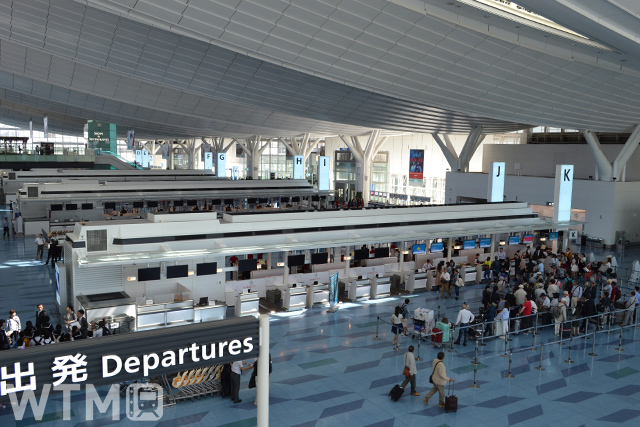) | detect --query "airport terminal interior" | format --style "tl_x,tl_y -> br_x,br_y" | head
0,1 -> 640,426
